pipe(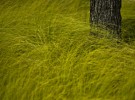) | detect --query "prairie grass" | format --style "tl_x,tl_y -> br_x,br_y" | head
0,0 -> 135,100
